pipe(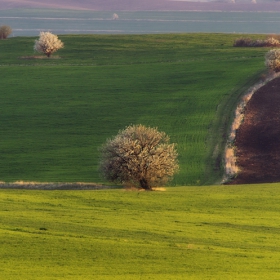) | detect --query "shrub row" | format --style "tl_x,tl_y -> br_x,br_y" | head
234,37 -> 280,47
